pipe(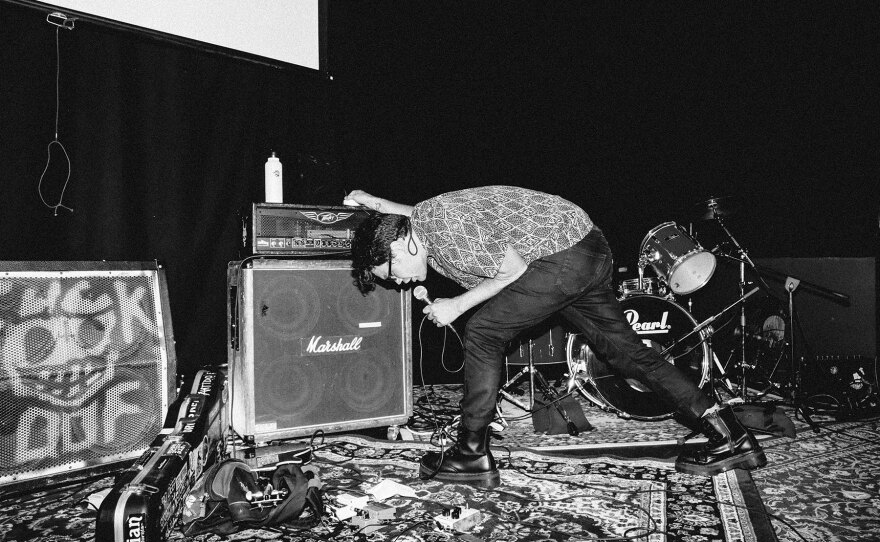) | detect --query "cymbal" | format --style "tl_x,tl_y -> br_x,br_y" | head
692,195 -> 740,221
